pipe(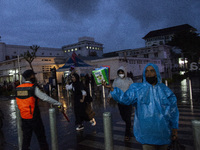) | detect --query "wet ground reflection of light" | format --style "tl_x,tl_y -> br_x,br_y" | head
180,79 -> 187,91
180,79 -> 194,112
9,99 -> 17,131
